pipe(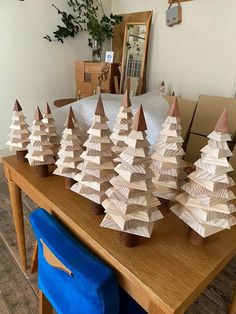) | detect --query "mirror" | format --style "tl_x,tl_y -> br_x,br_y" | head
120,19 -> 151,96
